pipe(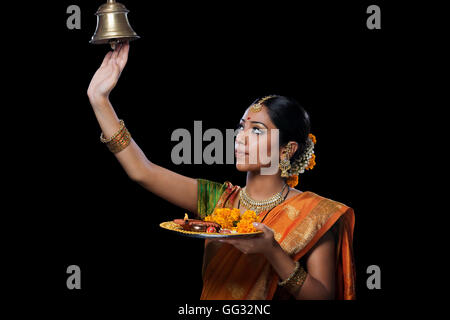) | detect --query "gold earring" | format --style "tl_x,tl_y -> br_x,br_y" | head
279,144 -> 292,178
279,158 -> 291,178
